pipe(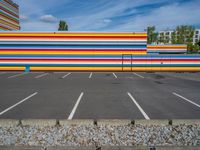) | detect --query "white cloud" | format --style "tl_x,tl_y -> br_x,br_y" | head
107,0 -> 200,31
40,15 -> 58,23
103,19 -> 111,23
